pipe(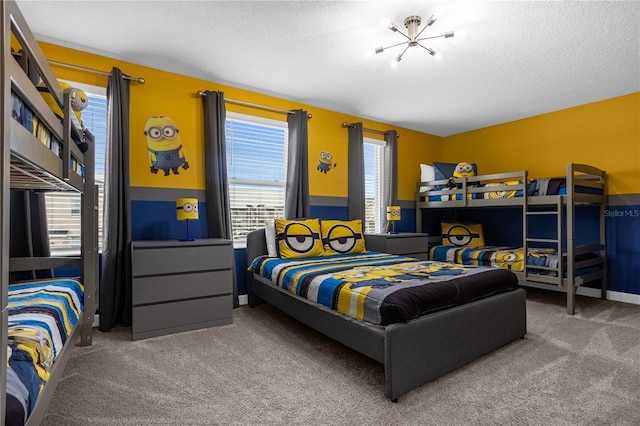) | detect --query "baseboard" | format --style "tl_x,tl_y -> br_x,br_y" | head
238,294 -> 248,306
522,281 -> 640,306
